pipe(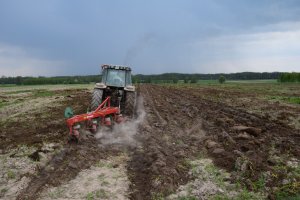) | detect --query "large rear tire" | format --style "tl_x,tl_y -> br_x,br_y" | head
91,89 -> 103,111
124,91 -> 136,118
